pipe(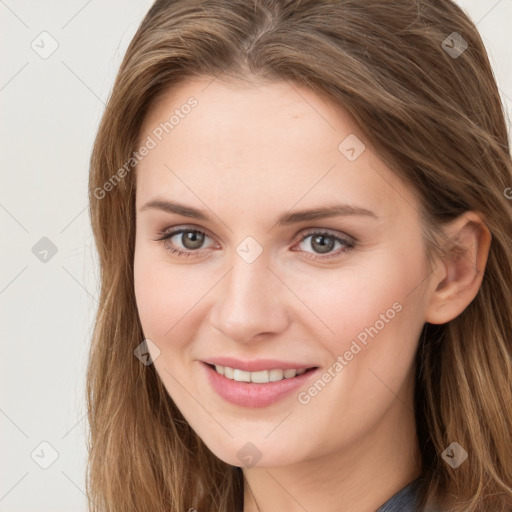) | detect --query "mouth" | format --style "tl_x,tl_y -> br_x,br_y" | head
206,363 -> 318,383
201,361 -> 320,408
